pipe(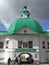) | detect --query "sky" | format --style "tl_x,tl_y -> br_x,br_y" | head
0,0 -> 49,31
0,21 -> 6,31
